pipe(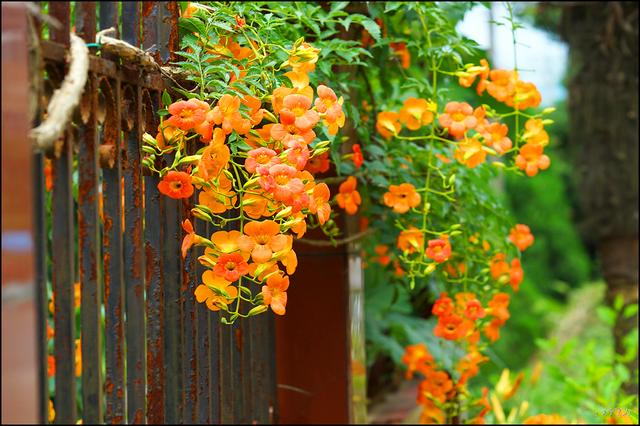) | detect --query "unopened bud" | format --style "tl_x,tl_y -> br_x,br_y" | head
248,305 -> 269,316
198,255 -> 216,269
263,110 -> 278,123
142,132 -> 157,146
311,147 -> 330,158
192,207 -> 212,222
314,140 -> 331,150
275,206 -> 293,220
423,263 -> 437,275
482,146 -> 498,156
142,145 -> 157,154
223,169 -> 235,180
